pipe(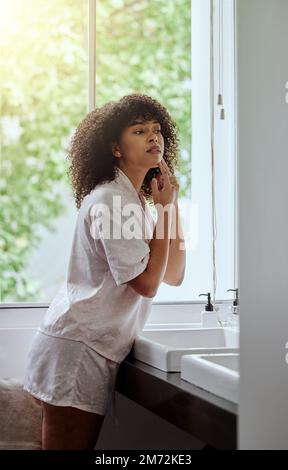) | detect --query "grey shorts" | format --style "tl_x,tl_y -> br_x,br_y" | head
23,330 -> 120,421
